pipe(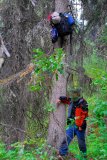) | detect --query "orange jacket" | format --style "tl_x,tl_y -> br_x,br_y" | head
75,106 -> 88,127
